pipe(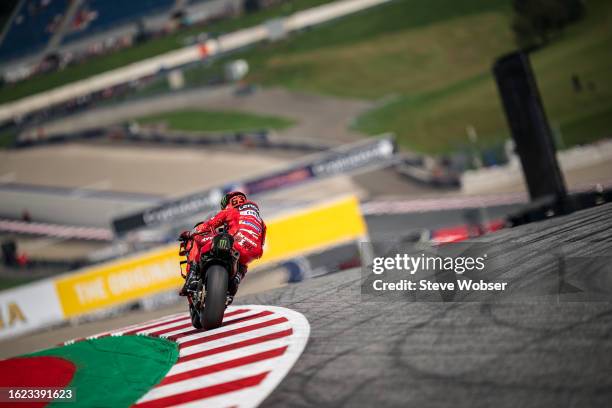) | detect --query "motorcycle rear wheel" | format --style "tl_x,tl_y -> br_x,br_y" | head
201,265 -> 228,330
